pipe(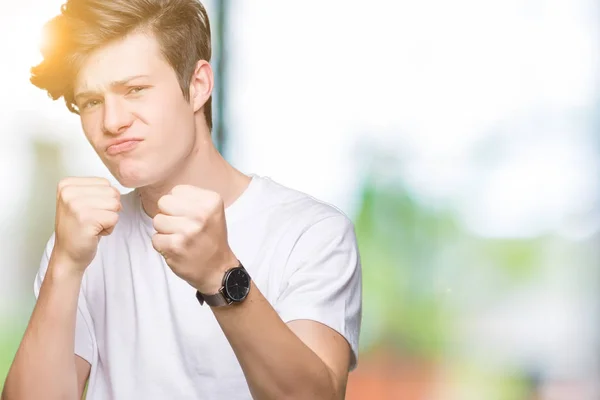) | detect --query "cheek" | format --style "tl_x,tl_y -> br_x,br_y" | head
81,119 -> 104,153
149,99 -> 196,147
